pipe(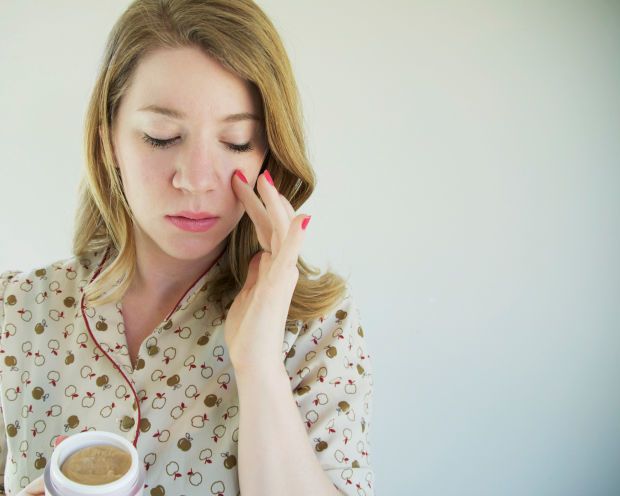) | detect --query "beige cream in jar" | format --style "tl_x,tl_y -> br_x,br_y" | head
44,430 -> 146,496
60,444 -> 132,485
